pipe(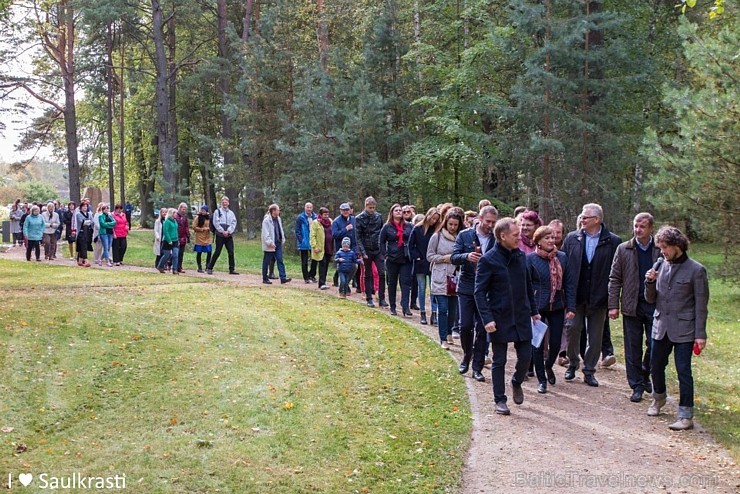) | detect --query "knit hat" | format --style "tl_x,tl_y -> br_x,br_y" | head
200,205 -> 208,212
342,237 -> 351,247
